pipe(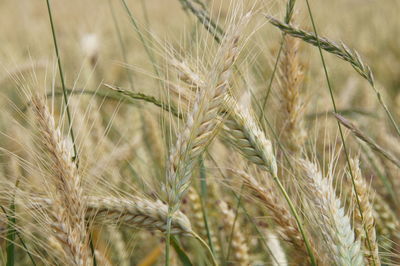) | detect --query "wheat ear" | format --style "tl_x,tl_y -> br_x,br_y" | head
351,158 -> 380,265
334,113 -> 400,169
277,28 -> 306,153
166,12 -> 251,213
266,16 -> 373,84
106,226 -> 130,266
31,95 -> 90,265
86,196 -> 193,235
301,160 -> 364,266
237,171 -> 319,259
184,187 -> 206,238
223,95 -> 320,264
223,96 -> 278,176
265,229 -> 288,266
267,15 -> 400,137
33,196 -> 192,235
170,57 -> 277,176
